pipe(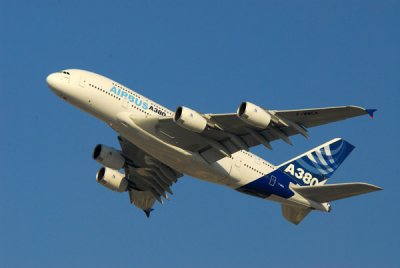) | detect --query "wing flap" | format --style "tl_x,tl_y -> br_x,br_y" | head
292,183 -> 382,203
129,189 -> 156,211
118,136 -> 182,210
